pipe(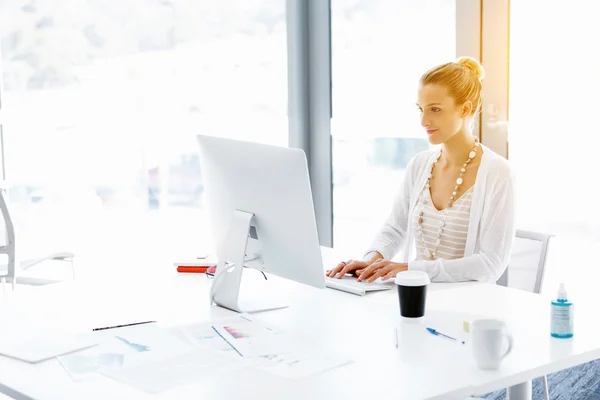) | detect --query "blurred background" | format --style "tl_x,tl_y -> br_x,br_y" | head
0,0 -> 598,293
